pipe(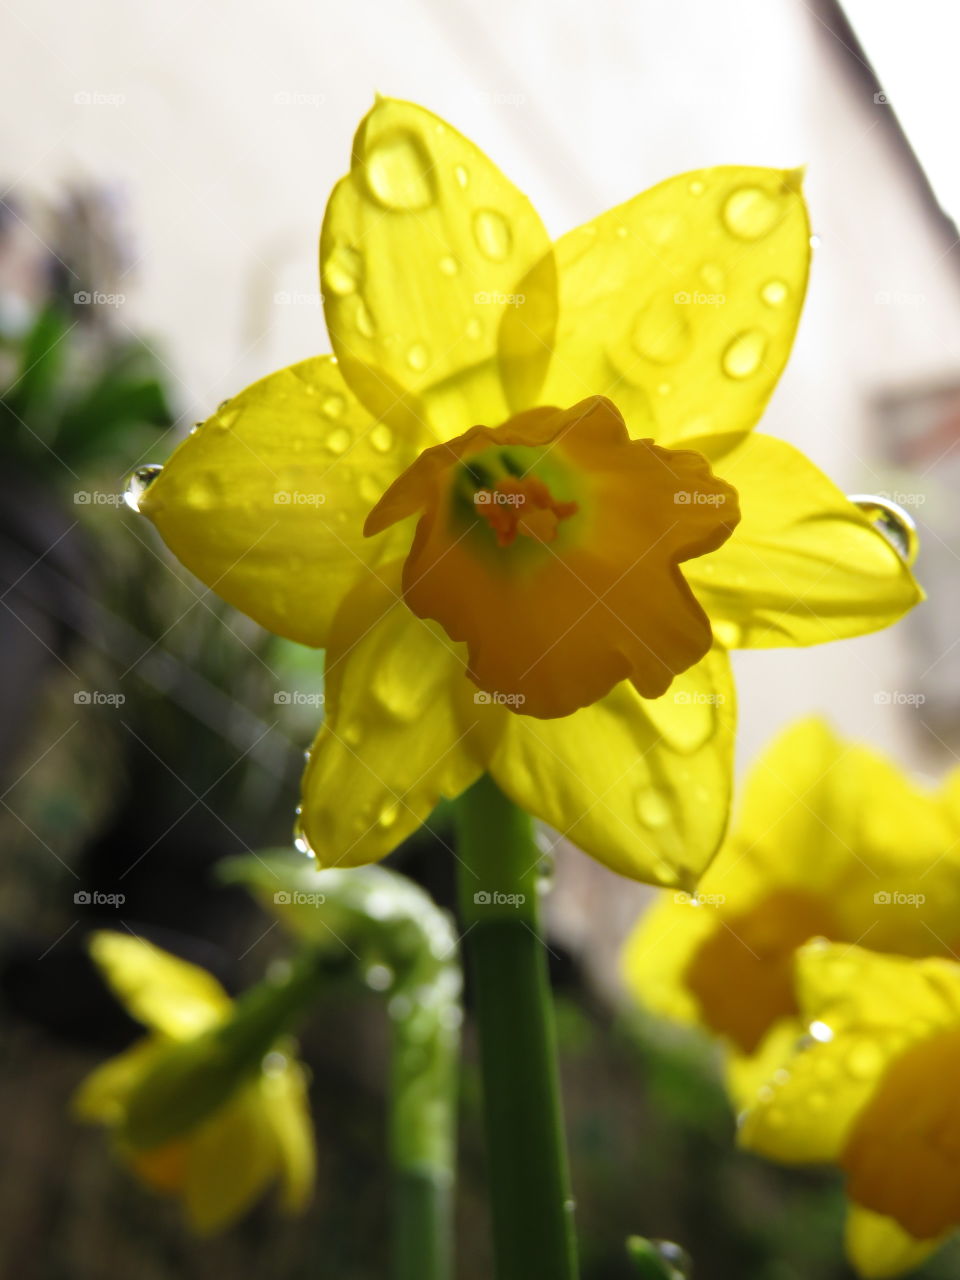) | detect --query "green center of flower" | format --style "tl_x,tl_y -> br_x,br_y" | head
455,448 -> 579,548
